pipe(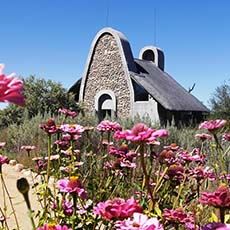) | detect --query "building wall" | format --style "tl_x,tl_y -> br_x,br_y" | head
133,97 -> 160,123
83,33 -> 131,117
